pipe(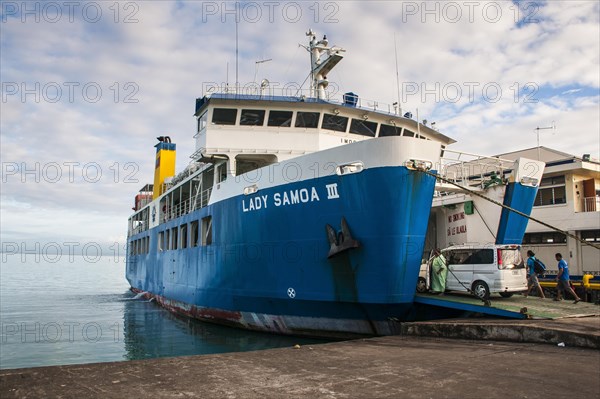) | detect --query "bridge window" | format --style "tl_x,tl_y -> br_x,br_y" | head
534,175 -> 566,206
240,109 -> 265,126
403,130 -> 415,137
349,119 -> 377,137
268,110 -> 293,127
379,124 -> 402,137
212,108 -> 237,125
295,112 -> 320,128
197,111 -> 208,133
322,113 -> 348,133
